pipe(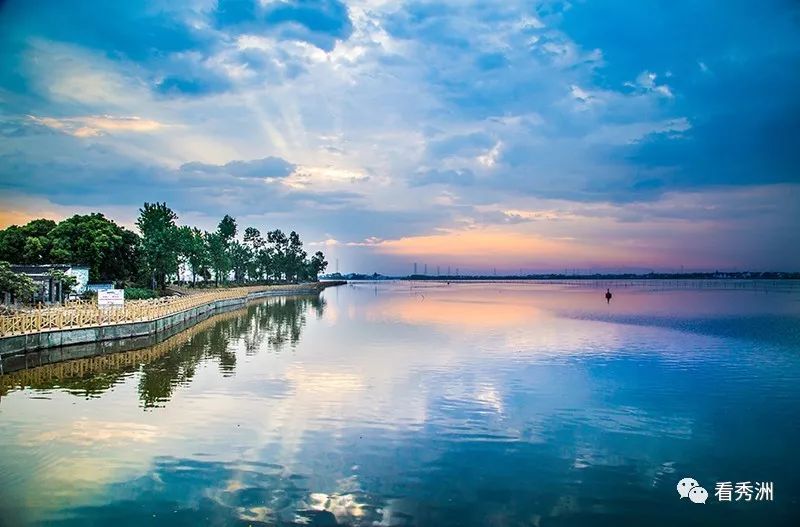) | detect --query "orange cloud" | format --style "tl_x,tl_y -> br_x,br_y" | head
375,228 -> 615,267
